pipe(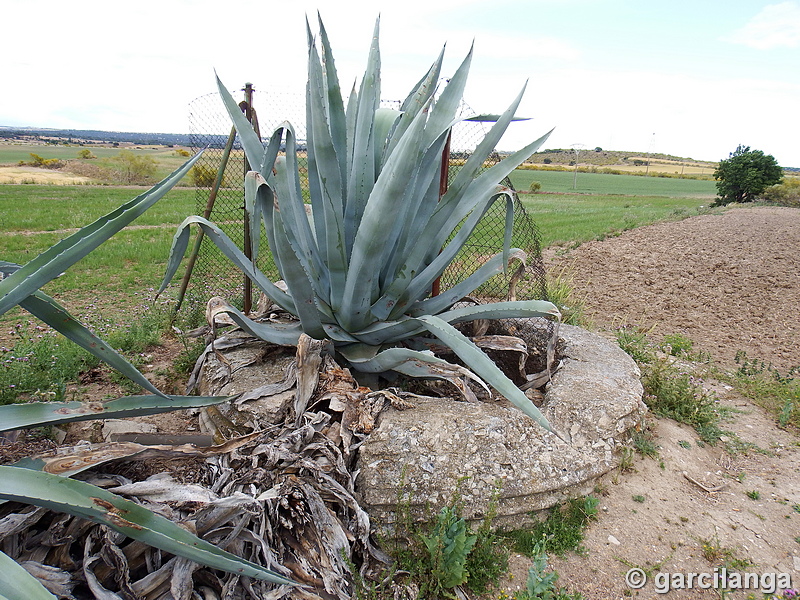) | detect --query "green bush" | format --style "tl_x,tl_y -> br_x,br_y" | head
660,332 -> 694,357
761,177 -> 800,206
713,145 -> 783,206
192,163 -> 219,188
113,149 -> 157,184
26,153 -> 64,169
